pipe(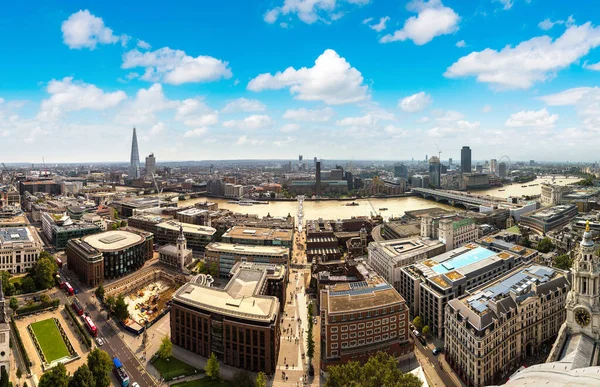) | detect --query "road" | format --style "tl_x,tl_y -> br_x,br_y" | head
60,269 -> 158,387
411,333 -> 460,387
